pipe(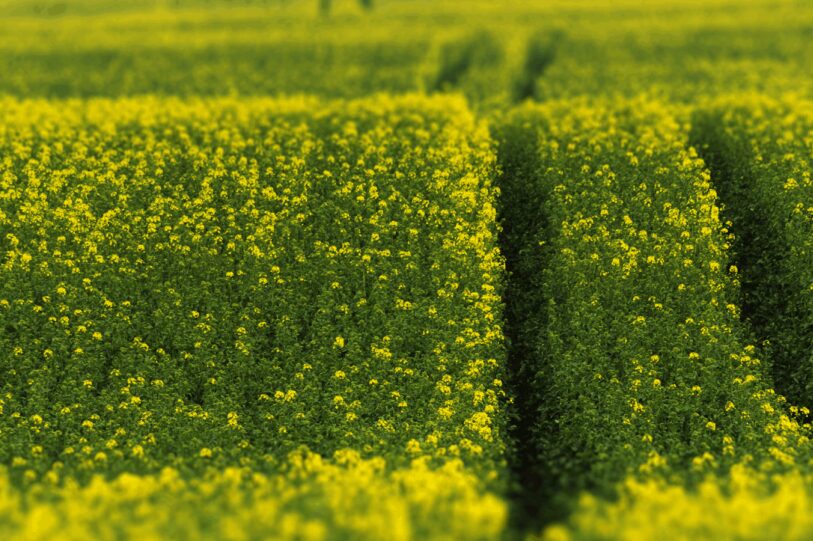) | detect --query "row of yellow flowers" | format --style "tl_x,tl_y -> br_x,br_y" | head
0,95 -> 508,539
495,97 -> 813,539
